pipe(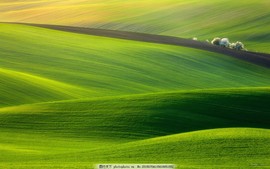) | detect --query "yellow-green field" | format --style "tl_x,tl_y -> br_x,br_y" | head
1,0 -> 269,53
